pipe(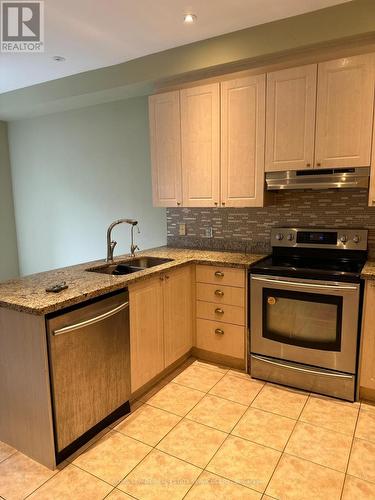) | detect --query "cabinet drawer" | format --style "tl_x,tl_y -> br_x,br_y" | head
196,300 -> 245,326
196,318 -> 245,359
196,283 -> 245,307
196,265 -> 245,288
